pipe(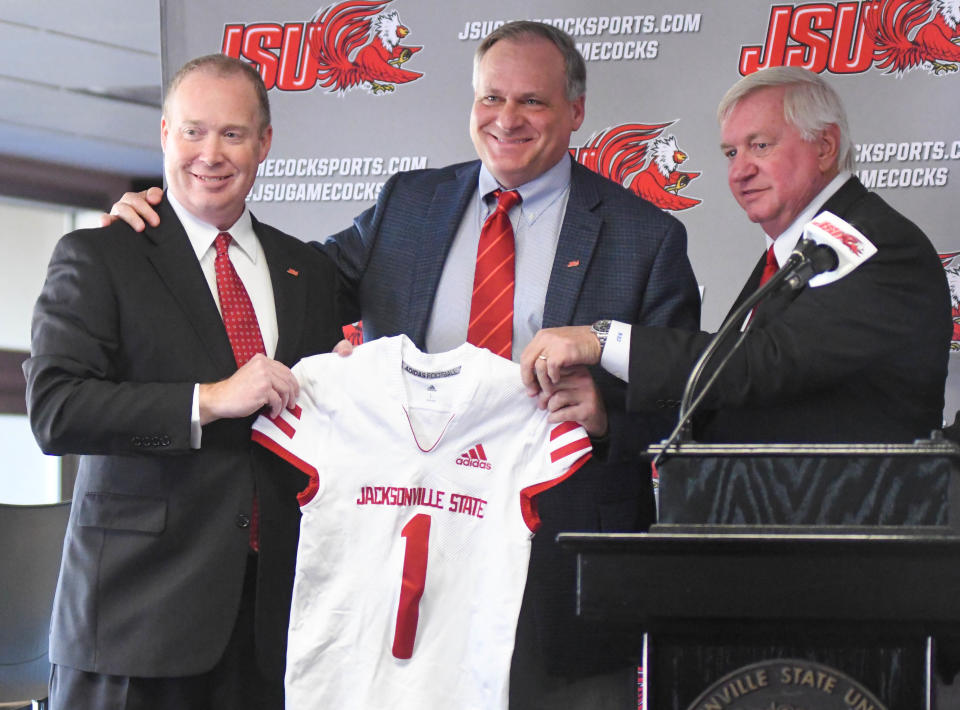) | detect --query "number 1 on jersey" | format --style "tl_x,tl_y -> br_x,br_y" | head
392,513 -> 431,659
